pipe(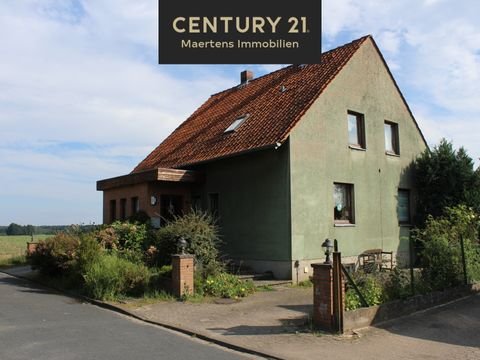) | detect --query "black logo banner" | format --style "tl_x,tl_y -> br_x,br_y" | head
159,0 -> 322,64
